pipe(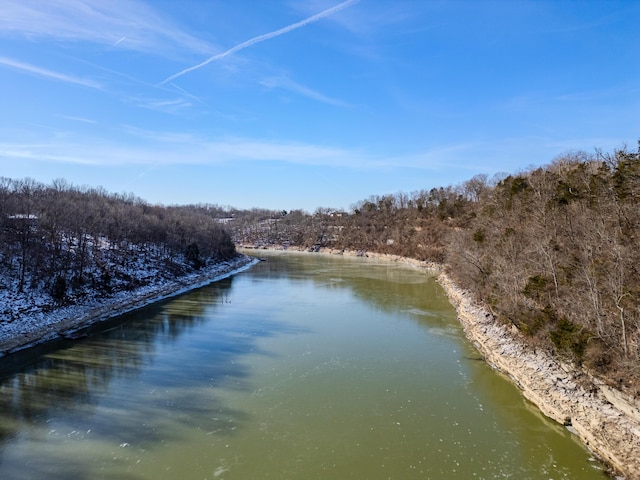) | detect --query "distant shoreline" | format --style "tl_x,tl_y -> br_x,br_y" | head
240,245 -> 640,480
0,255 -> 258,357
